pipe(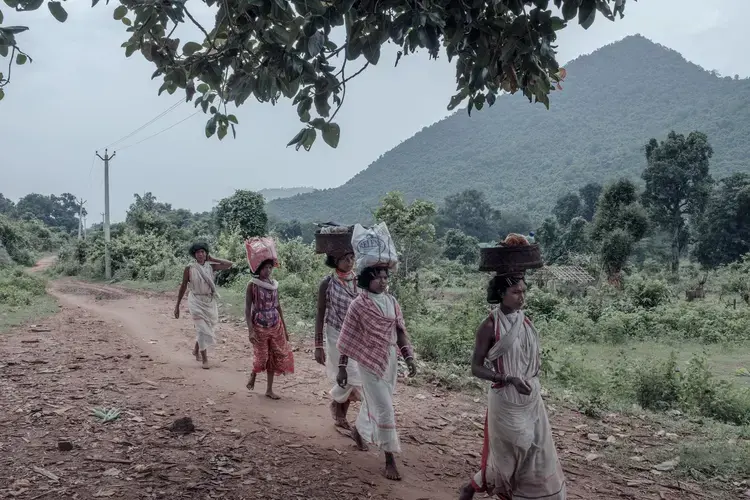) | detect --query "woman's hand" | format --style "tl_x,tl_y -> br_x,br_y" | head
314,348 -> 326,366
173,305 -> 180,319
510,377 -> 532,396
336,366 -> 348,388
248,329 -> 258,344
406,358 -> 417,377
